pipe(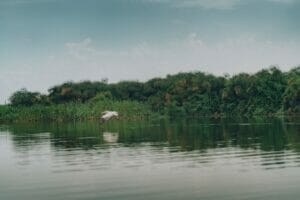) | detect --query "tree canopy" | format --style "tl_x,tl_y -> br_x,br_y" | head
9,66 -> 300,116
